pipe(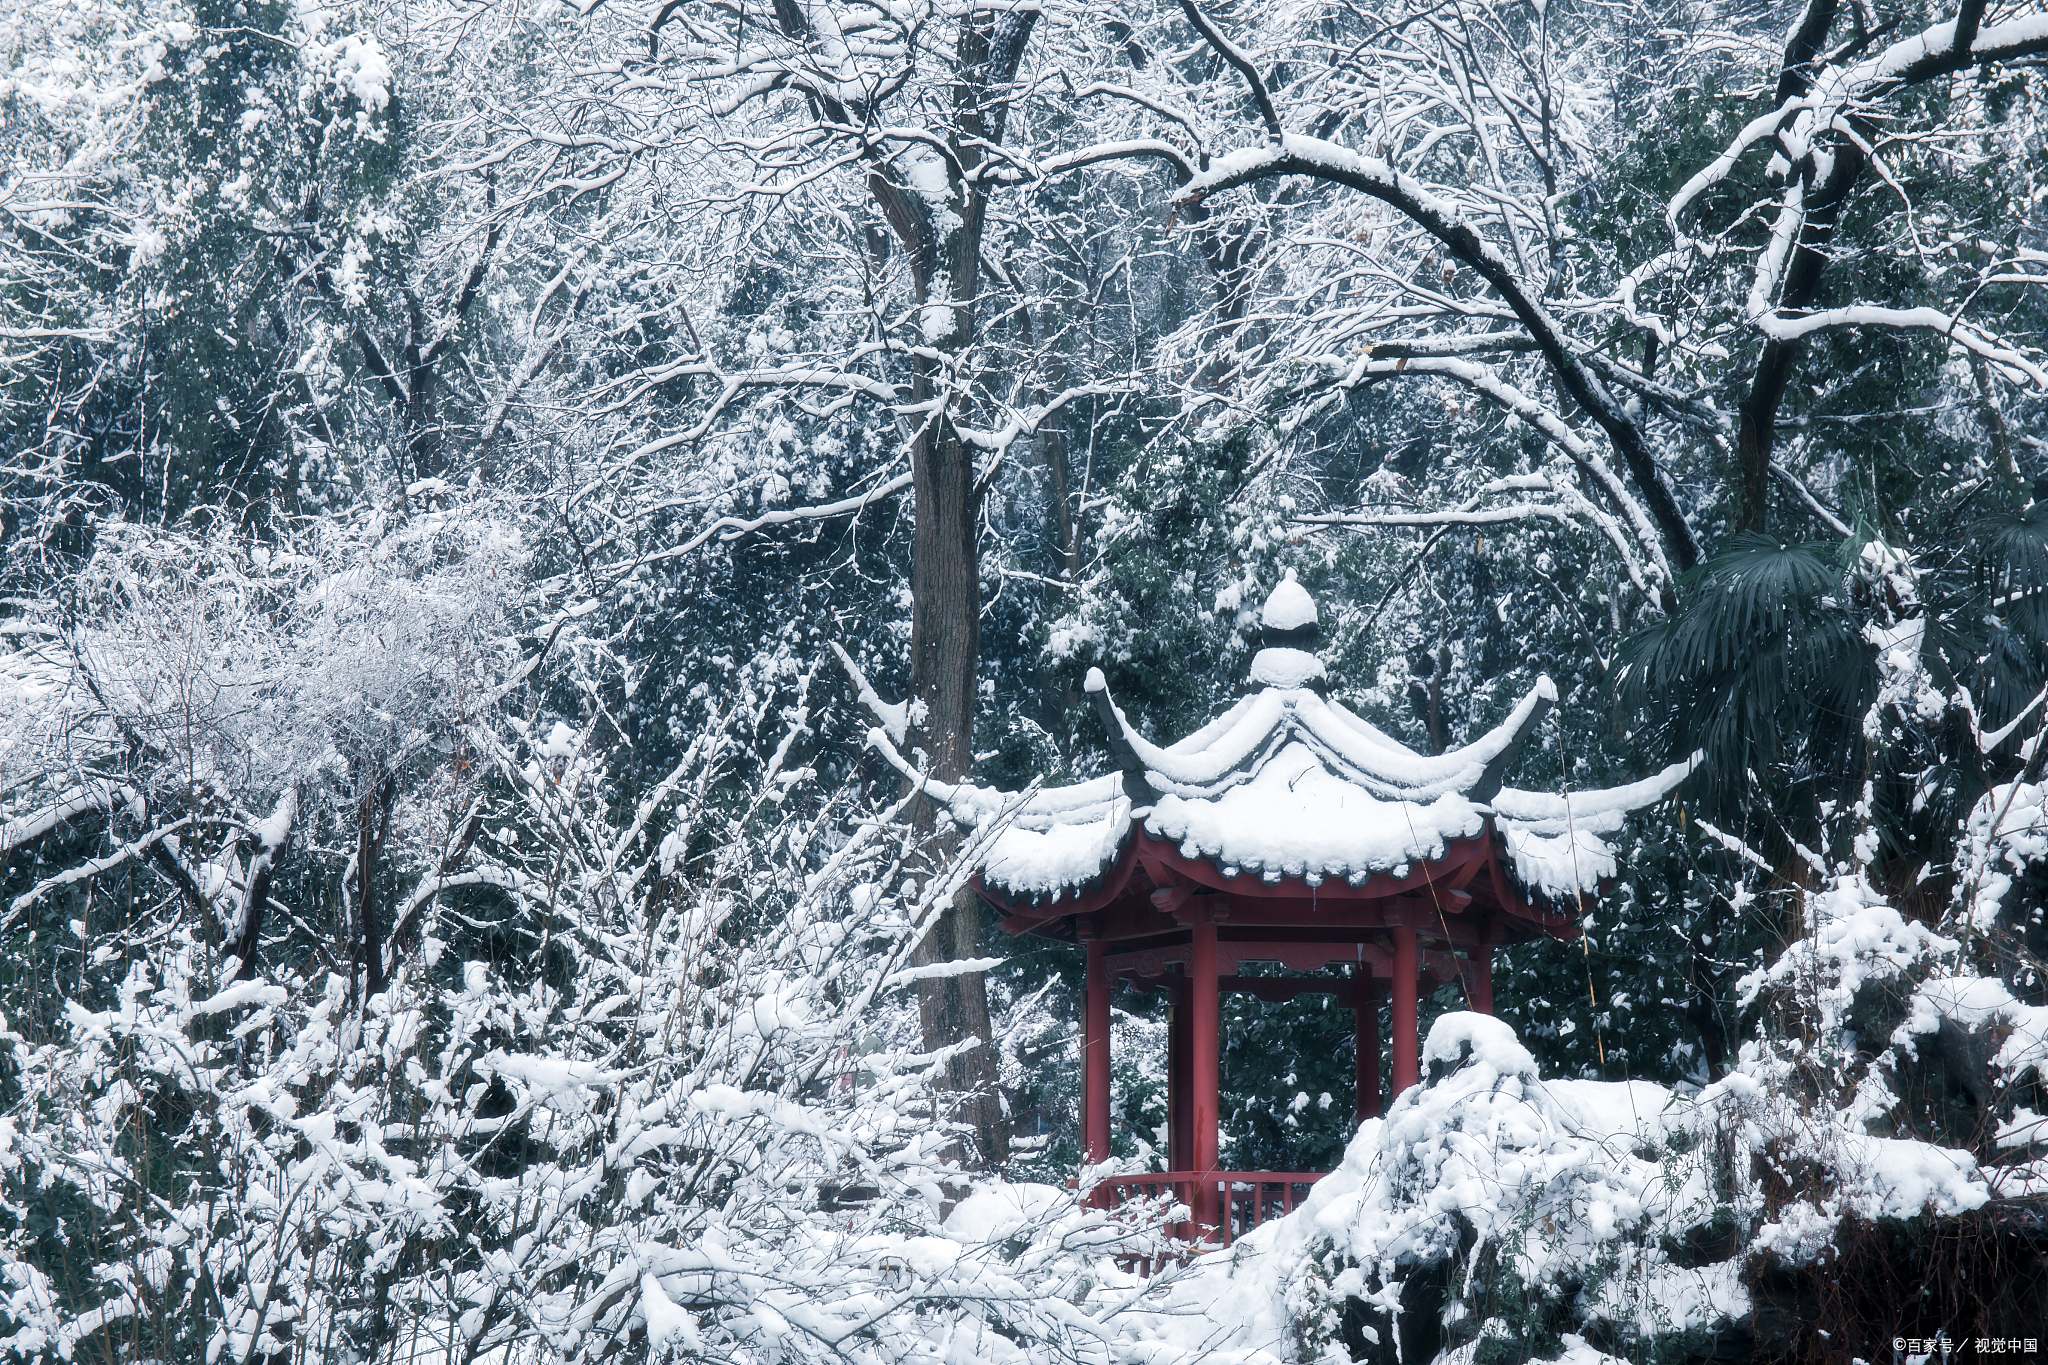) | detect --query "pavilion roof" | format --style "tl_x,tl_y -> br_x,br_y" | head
853,579 -> 1694,910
